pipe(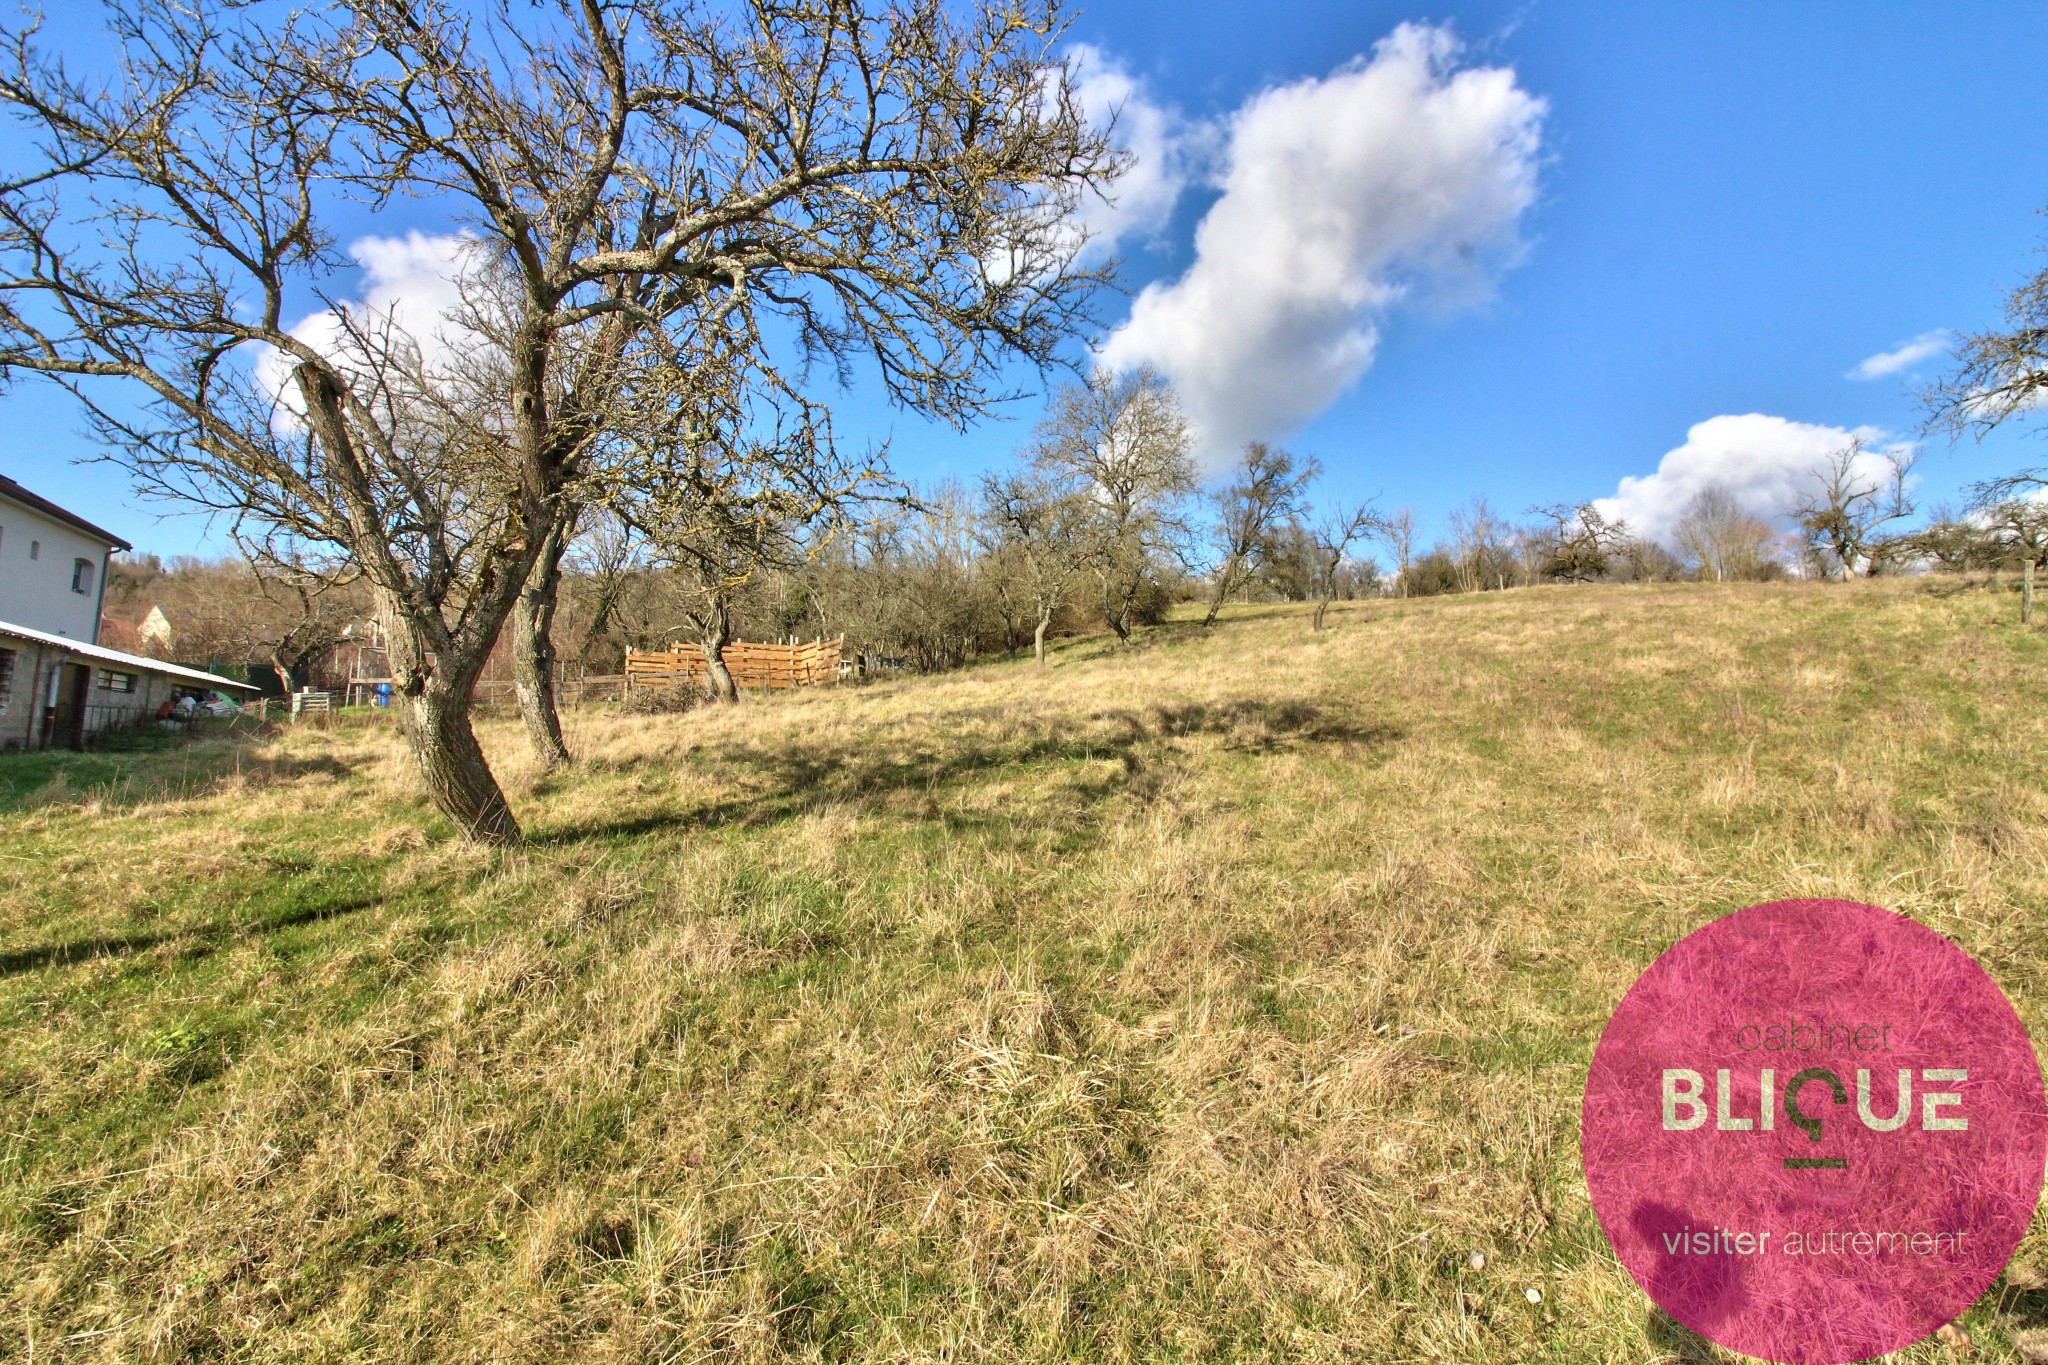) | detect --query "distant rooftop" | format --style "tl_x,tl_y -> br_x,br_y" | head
0,474 -> 133,551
